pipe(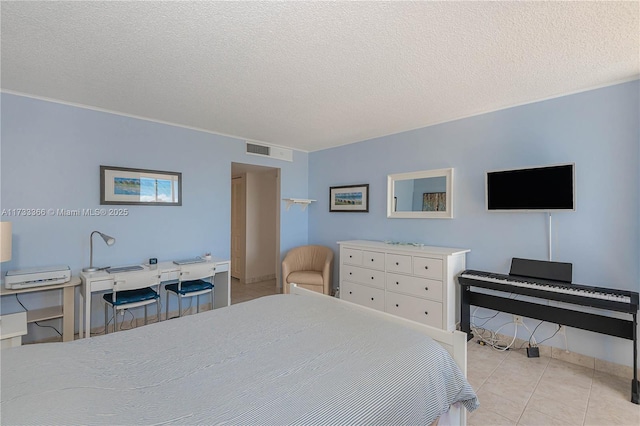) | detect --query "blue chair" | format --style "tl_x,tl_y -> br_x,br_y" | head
103,271 -> 161,333
165,263 -> 216,318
